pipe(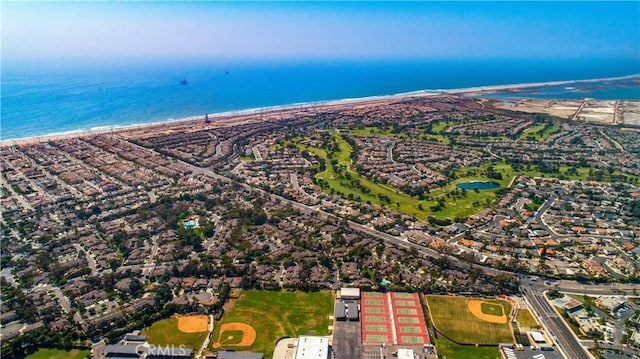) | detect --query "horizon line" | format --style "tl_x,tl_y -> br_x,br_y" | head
1,73 -> 638,145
